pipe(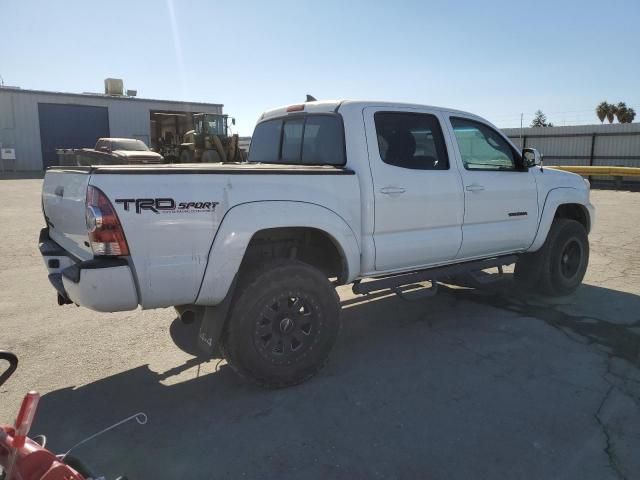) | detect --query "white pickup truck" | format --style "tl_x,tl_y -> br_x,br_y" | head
40,100 -> 594,387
